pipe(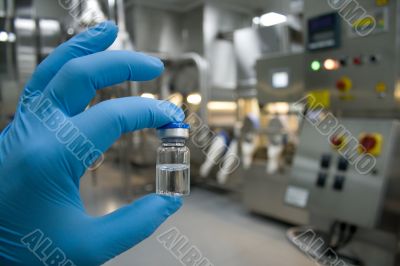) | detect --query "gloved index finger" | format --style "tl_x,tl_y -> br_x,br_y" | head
73,97 -> 185,154
44,50 -> 165,116
23,21 -> 118,97
69,97 -> 184,180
